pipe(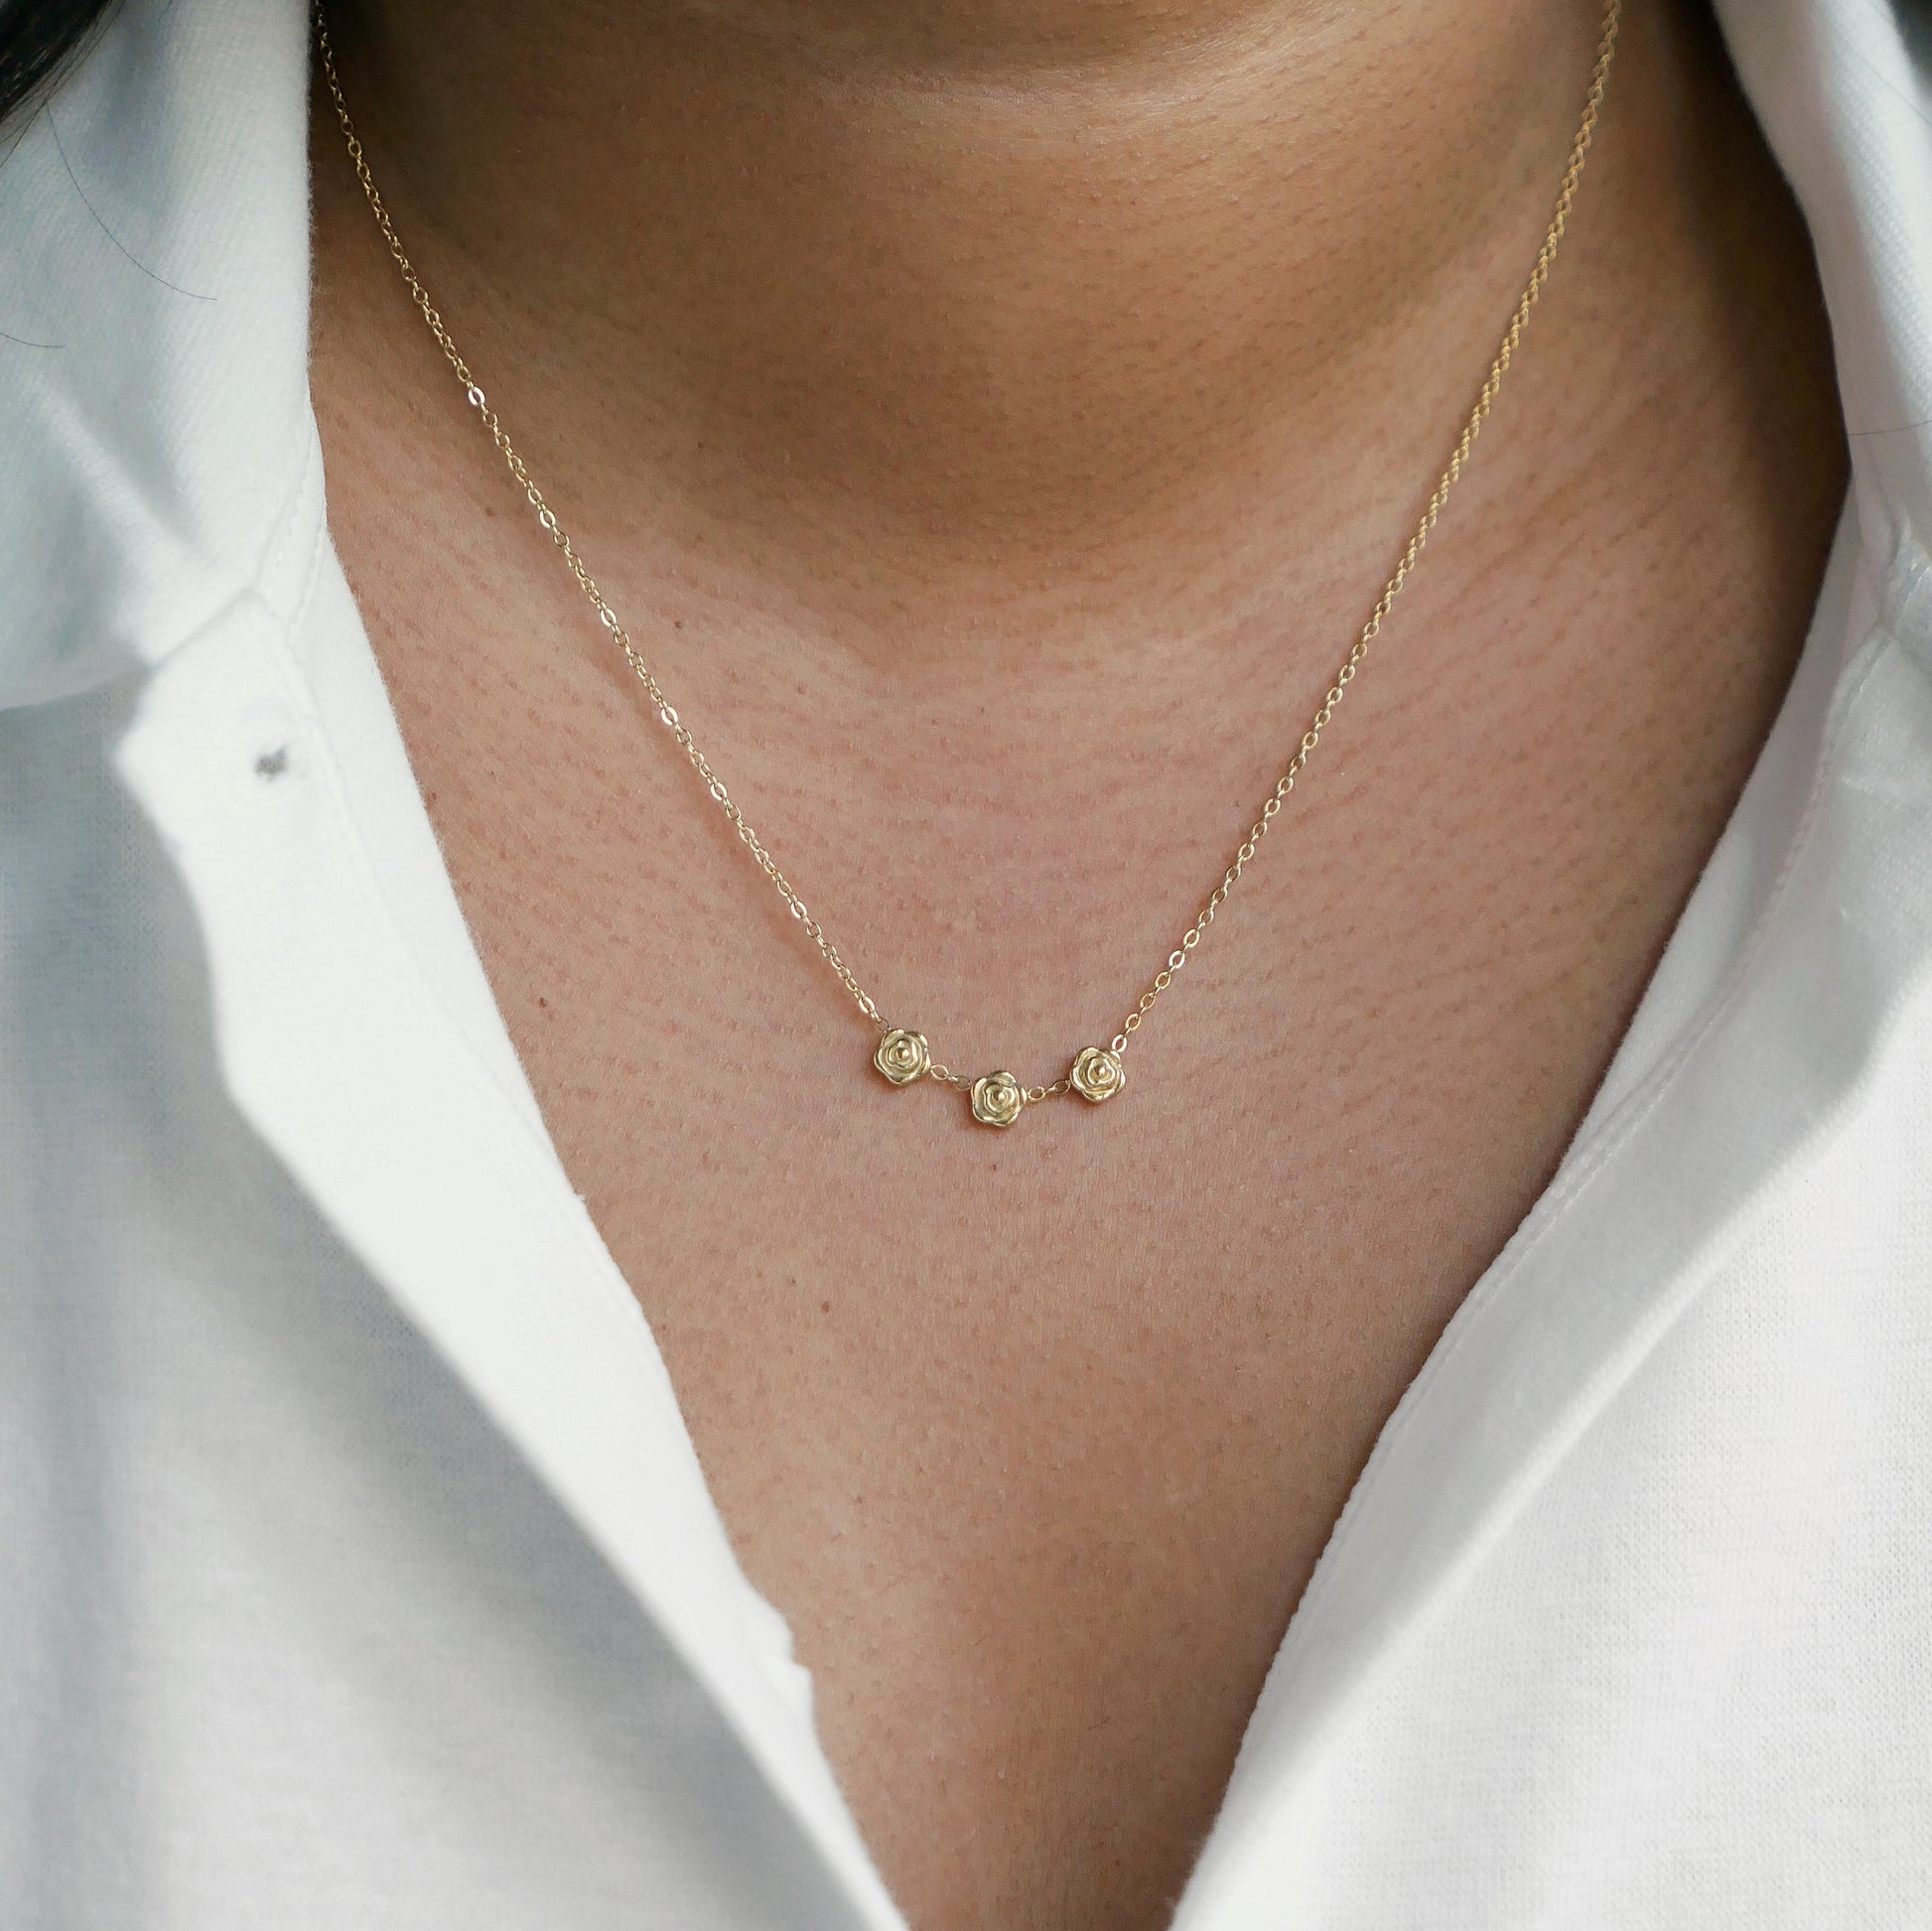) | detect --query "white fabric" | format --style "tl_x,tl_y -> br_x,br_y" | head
2,1 -> 1930,1923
